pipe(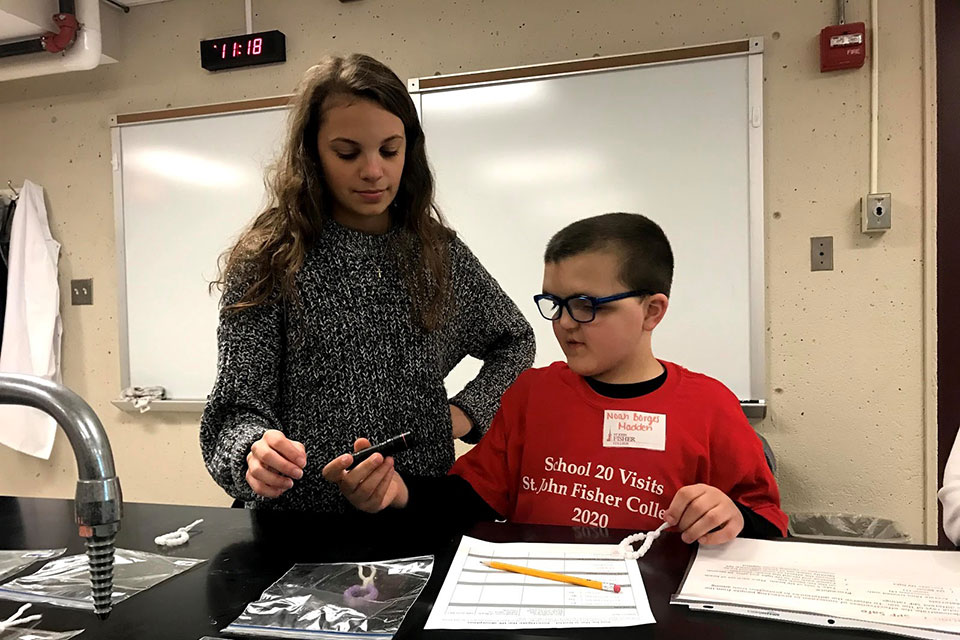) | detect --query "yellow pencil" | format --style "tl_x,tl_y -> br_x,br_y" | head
482,560 -> 621,593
